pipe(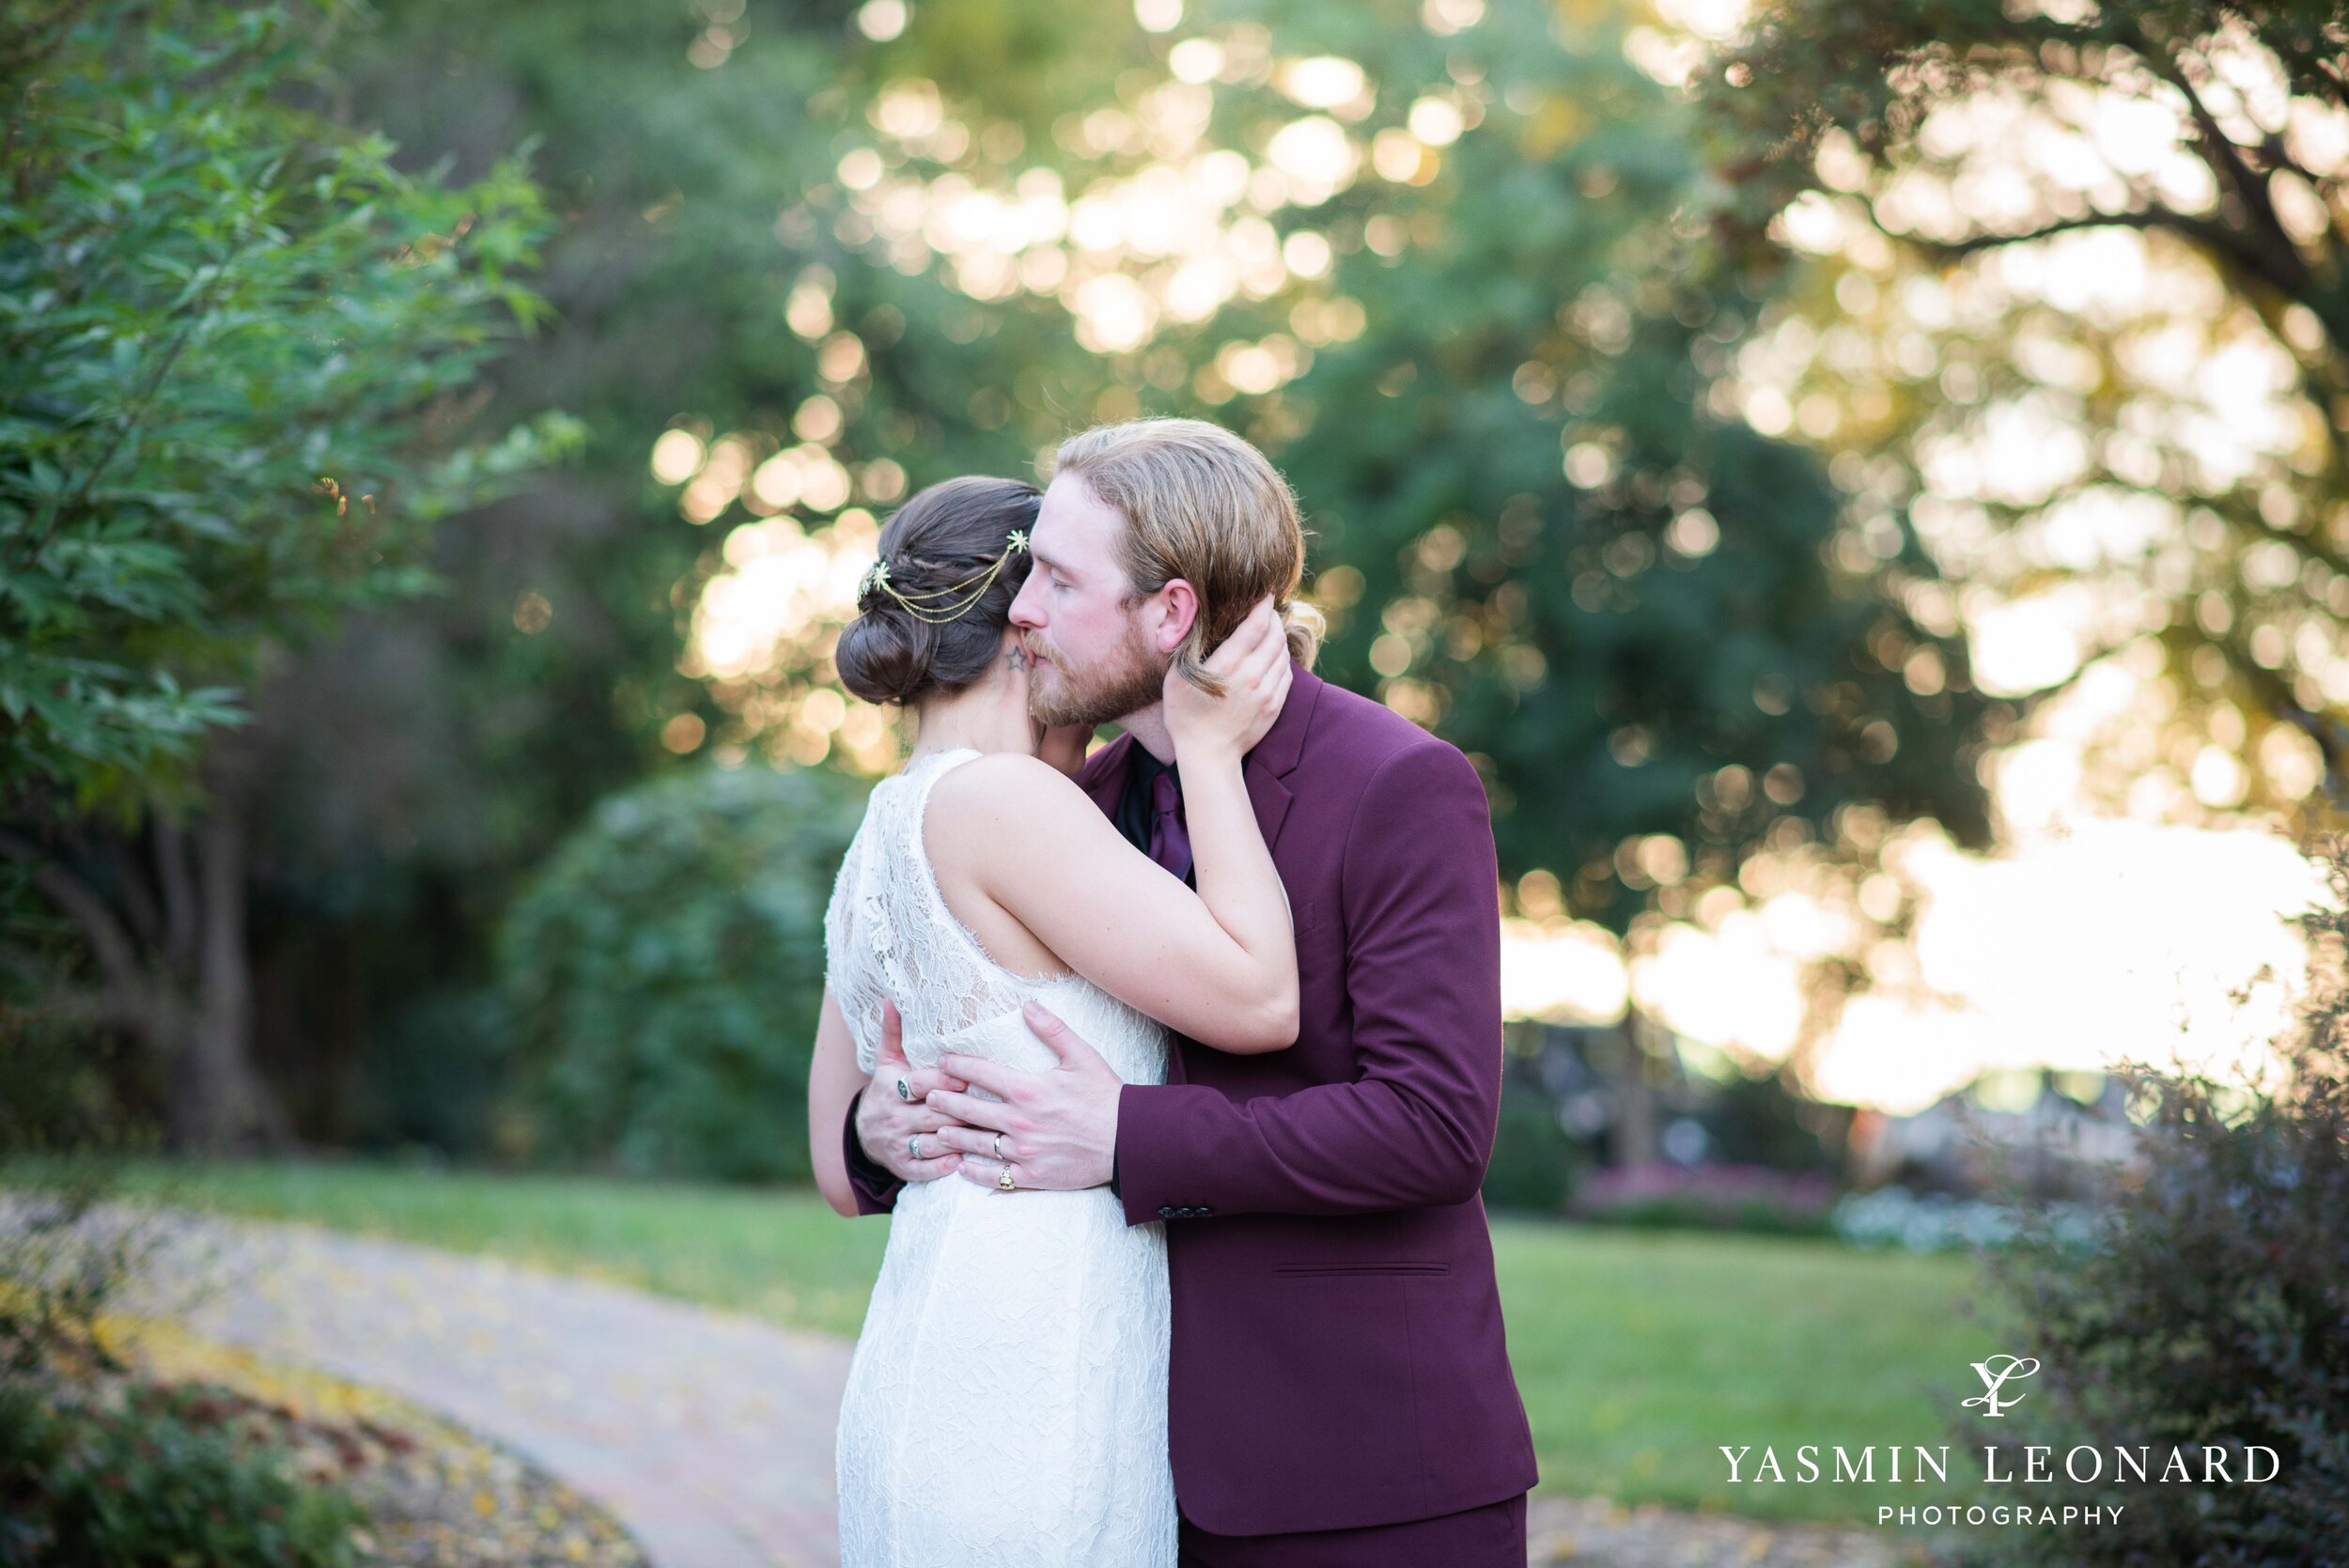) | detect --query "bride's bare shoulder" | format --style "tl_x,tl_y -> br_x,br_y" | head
925,751 -> 1096,838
